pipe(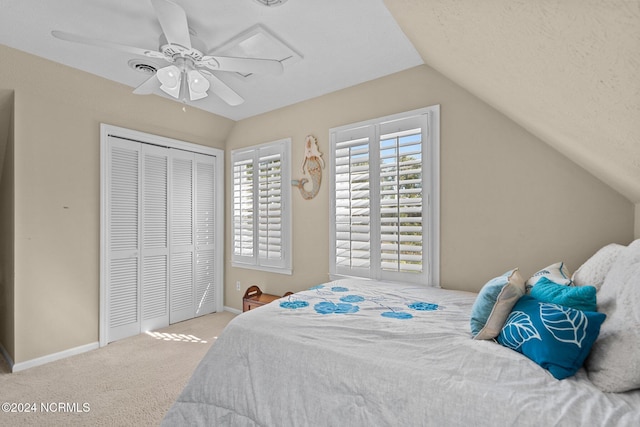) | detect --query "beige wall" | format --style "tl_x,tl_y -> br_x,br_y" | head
0,43 -> 635,364
1,45 -> 235,364
224,65 -> 633,311
0,90 -> 15,361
